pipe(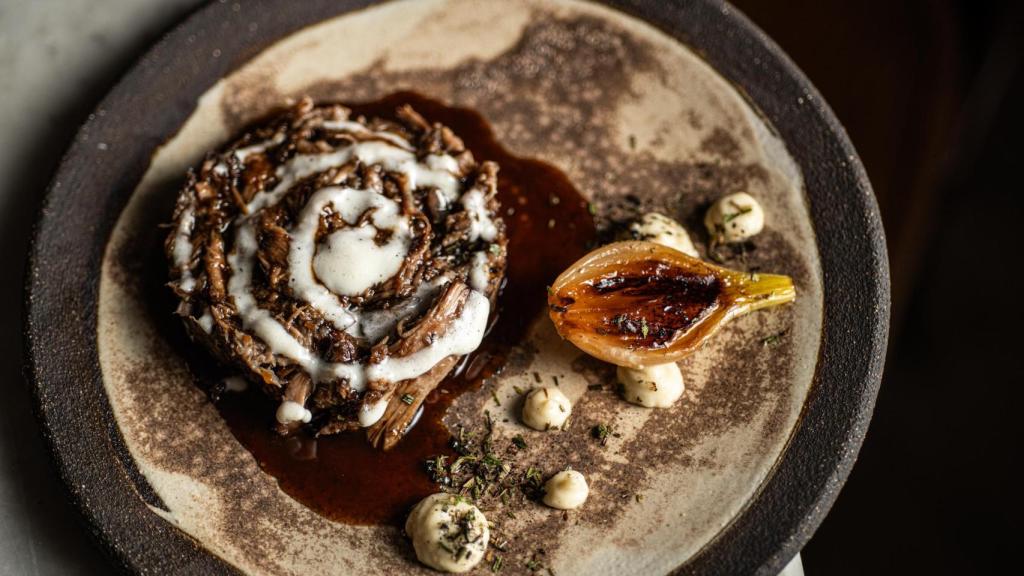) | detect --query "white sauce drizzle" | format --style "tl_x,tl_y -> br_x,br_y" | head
359,276 -> 448,343
358,398 -> 388,428
321,119 -> 412,148
187,121 -> 492,405
320,119 -> 372,134
314,227 -> 409,296
233,133 -> 285,162
227,225 -> 367,388
171,205 -> 196,291
461,187 -> 498,242
287,187 -> 411,331
425,153 -> 459,173
366,290 -> 490,383
245,136 -> 460,215
468,251 -> 491,292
